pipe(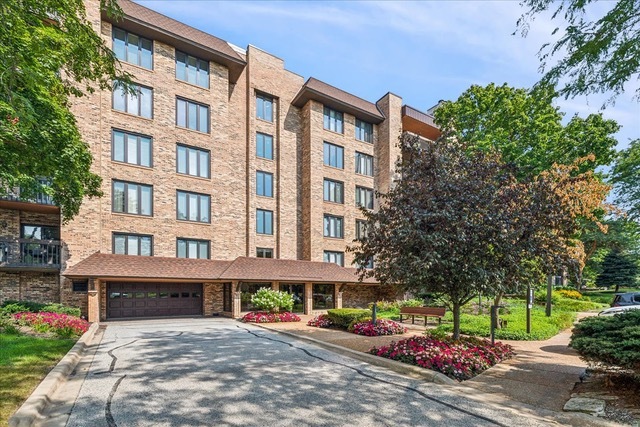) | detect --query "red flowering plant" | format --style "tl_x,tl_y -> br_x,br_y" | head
369,334 -> 515,381
13,312 -> 90,338
352,319 -> 407,336
241,312 -> 301,323
307,314 -> 332,328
